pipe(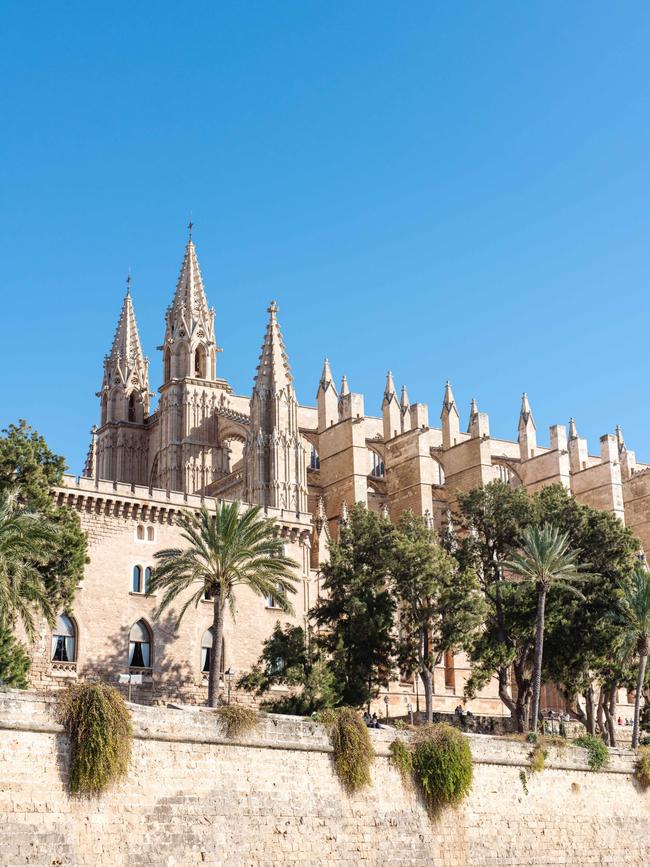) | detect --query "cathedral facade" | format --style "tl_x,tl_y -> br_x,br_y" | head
26,233 -> 650,715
